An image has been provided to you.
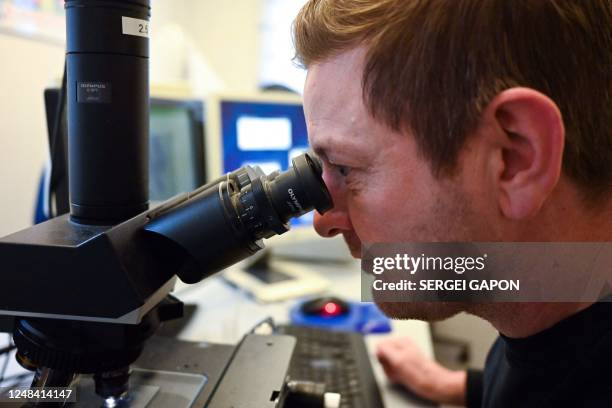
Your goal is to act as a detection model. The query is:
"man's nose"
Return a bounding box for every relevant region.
[313,209,352,237]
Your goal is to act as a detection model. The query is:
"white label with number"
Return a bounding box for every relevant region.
[122,16,150,38]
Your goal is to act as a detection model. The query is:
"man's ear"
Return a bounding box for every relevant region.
[485,88,565,220]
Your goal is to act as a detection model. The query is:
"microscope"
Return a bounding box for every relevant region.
[0,1,335,406]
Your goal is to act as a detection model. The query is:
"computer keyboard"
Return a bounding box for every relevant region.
[277,325,385,408]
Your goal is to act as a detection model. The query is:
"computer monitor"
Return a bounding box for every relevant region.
[205,92,351,262]
[43,91,206,214]
[149,99,206,202]
[206,92,312,226]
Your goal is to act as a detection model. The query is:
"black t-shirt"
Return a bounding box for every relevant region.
[466,301,612,407]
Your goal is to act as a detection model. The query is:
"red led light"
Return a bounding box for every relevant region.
[323,302,339,315]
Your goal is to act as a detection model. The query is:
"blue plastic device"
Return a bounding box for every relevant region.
[289,299,392,334]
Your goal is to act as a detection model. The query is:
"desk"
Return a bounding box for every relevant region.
[173,258,436,408]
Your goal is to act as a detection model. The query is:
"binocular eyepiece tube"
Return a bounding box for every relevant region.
[145,152,333,284]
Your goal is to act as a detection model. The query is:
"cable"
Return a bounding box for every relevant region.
[0,344,16,355]
[0,339,13,383]
[248,316,276,335]
[0,341,33,389]
[0,372,34,388]
[47,61,68,219]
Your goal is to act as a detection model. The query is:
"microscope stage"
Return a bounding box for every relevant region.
[68,334,295,407]
[76,369,207,408]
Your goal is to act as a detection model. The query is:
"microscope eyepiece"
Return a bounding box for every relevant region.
[145,152,333,283]
[266,153,333,220]
[234,153,332,241]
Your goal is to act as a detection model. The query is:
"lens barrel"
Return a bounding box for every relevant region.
[235,153,332,240]
[66,0,151,224]
[145,153,333,283]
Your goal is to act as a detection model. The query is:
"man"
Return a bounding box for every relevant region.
[293,0,612,406]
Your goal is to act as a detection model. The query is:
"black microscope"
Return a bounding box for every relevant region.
[0,1,334,406]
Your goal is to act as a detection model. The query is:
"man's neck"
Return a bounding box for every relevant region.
[471,302,593,338]
[530,182,612,241]
[481,185,612,338]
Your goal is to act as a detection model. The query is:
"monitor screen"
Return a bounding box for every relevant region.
[219,98,312,226]
[149,100,205,202]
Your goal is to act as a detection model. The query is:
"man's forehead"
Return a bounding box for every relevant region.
[304,46,366,117]
[304,47,371,154]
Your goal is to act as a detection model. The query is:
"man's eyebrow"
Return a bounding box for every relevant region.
[312,139,363,164]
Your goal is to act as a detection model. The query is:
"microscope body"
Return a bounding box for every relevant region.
[0,1,333,405]
[0,213,173,327]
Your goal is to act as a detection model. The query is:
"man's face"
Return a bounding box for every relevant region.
[304,47,498,320]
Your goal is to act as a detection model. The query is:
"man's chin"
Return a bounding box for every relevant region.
[375,301,463,322]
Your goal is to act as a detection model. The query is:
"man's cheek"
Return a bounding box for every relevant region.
[348,217,381,244]
[351,211,405,243]
[348,199,390,229]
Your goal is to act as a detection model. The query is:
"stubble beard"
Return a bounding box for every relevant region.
[372,181,486,322]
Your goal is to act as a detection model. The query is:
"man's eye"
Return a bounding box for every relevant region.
[337,165,351,177]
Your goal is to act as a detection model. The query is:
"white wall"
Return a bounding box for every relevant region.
[150,0,263,94]
[0,34,64,237]
[190,0,263,92]
[260,0,308,92]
